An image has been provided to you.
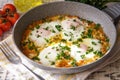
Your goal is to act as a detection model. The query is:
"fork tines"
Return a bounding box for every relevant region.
[0,41,19,63]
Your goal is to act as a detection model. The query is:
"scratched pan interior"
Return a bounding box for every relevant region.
[13,1,116,74]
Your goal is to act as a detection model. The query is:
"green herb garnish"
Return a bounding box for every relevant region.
[44,38,49,43]
[61,46,71,51]
[92,41,97,45]
[45,26,49,30]
[45,55,48,58]
[64,33,68,36]
[86,47,94,54]
[61,39,67,43]
[70,26,76,30]
[51,61,55,65]
[77,38,83,42]
[87,29,93,38]
[55,25,62,31]
[58,16,64,20]
[32,56,40,61]
[95,23,101,30]
[81,55,85,59]
[77,51,81,53]
[36,25,40,29]
[65,0,117,10]
[37,35,41,38]
[106,38,110,42]
[94,51,103,57]
[71,59,77,67]
[51,29,56,33]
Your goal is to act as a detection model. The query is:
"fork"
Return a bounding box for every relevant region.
[0,41,45,80]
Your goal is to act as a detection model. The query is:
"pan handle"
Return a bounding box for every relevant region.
[103,3,120,25]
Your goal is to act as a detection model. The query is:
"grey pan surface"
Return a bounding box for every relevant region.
[13,1,116,74]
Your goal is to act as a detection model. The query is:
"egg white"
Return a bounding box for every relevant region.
[70,38,101,61]
[29,20,61,46]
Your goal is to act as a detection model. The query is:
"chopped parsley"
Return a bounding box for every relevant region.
[69,32,73,36]
[37,35,41,38]
[48,52,51,54]
[61,39,67,43]
[87,20,93,24]
[106,38,109,42]
[56,45,71,60]
[64,33,68,36]
[77,38,83,42]
[70,26,76,30]
[56,54,61,60]
[73,19,76,22]
[72,41,78,45]
[71,59,77,67]
[44,38,49,43]
[81,55,85,59]
[45,55,48,59]
[61,46,71,51]
[36,25,40,29]
[52,46,55,49]
[94,23,101,30]
[58,16,64,20]
[86,47,94,54]
[87,29,93,38]
[81,32,86,38]
[69,38,72,41]
[27,40,37,52]
[51,29,56,33]
[22,41,28,46]
[44,26,49,30]
[94,51,103,57]
[51,61,55,65]
[30,33,32,35]
[98,40,101,43]
[32,56,40,61]
[77,51,81,53]
[92,41,97,45]
[55,25,62,31]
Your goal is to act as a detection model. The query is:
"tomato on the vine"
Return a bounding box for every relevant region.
[0,18,12,32]
[3,4,16,13]
[7,12,19,25]
[0,3,19,37]
[0,28,3,36]
[0,10,5,17]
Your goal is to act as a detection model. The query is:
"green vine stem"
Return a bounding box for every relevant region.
[65,0,120,9]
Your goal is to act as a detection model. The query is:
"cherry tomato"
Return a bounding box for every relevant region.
[0,10,5,17]
[0,18,12,32]
[3,4,16,13]
[7,12,19,25]
[0,28,3,36]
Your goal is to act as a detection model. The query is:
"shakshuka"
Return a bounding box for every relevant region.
[21,15,110,67]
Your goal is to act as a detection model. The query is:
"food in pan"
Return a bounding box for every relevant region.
[21,15,110,67]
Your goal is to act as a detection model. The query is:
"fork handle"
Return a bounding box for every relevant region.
[22,63,45,80]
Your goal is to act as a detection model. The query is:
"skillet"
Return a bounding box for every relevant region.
[13,1,118,74]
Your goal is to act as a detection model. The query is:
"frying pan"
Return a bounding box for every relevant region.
[13,1,119,74]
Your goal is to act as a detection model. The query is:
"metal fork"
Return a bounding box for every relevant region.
[0,41,45,80]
